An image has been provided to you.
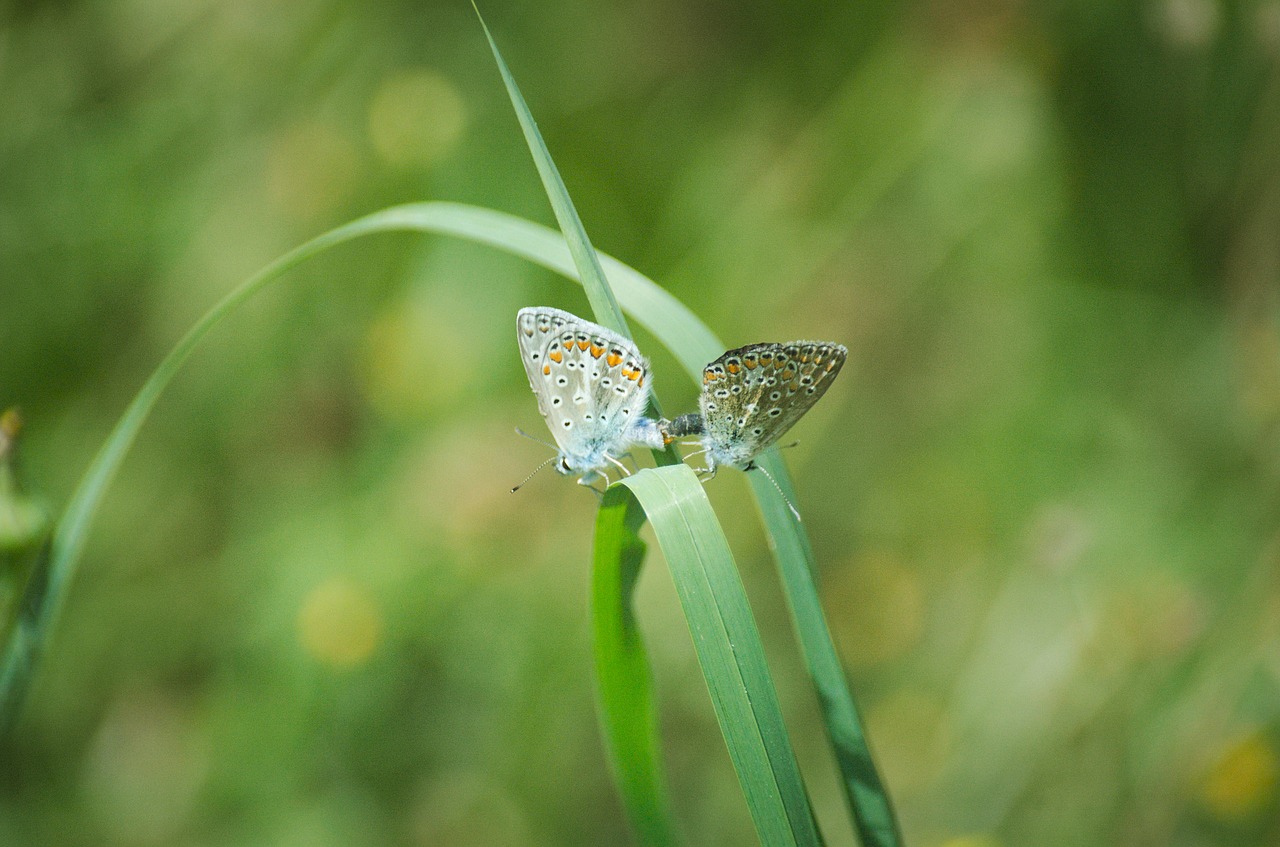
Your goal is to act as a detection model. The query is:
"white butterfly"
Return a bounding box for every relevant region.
[516,307,665,488]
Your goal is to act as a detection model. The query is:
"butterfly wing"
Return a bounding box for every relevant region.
[517,307,654,466]
[699,341,847,468]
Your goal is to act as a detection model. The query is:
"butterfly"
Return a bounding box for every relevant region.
[666,341,847,478]
[515,307,665,489]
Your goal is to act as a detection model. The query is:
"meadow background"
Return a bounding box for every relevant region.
[3,1,1280,845]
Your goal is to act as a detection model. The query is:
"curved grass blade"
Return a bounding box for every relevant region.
[0,202,902,845]
[0,215,422,736]
[607,465,821,847]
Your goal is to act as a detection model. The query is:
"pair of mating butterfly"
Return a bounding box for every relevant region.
[515,307,847,508]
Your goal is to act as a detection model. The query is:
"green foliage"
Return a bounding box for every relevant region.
[604,467,822,845]
[4,2,1279,846]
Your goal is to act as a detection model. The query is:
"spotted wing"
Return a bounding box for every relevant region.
[699,341,847,459]
[516,307,653,457]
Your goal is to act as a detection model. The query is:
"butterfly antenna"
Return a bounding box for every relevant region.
[515,427,558,451]
[750,463,801,522]
[511,455,559,493]
[780,440,800,450]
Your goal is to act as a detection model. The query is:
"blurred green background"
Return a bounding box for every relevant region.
[3,0,1280,844]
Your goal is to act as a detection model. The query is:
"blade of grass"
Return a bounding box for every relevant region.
[473,4,629,340]
[607,465,822,847]
[471,20,688,841]
[593,494,679,847]
[0,201,901,845]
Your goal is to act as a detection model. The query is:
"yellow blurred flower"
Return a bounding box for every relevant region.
[297,576,382,668]
[368,69,466,168]
[1200,733,1278,822]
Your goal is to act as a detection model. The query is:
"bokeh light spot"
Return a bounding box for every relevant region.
[297,577,382,668]
[368,69,466,168]
[1199,733,1278,822]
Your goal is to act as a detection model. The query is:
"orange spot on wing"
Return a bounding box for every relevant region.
[727,363,740,374]
[759,355,773,366]
[607,353,622,367]
[548,350,564,363]
[590,344,604,358]
[744,359,758,369]
[577,339,590,351]
[563,340,574,350]
[543,364,551,375]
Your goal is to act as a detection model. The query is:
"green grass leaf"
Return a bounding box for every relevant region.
[607,465,822,847]
[593,494,679,847]
[0,201,901,846]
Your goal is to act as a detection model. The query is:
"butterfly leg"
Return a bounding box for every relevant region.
[605,453,632,477]
[578,469,610,497]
